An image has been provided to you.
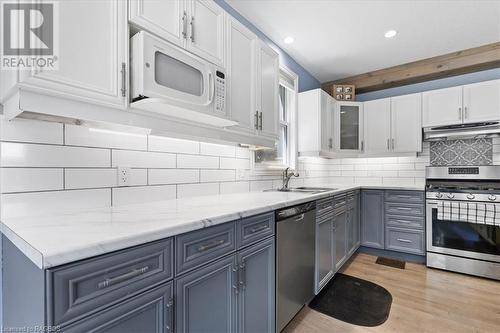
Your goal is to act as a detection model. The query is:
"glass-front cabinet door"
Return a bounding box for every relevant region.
[335,102,364,152]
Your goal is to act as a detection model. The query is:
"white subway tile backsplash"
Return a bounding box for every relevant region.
[112,185,176,206]
[220,181,250,194]
[177,154,219,169]
[112,150,175,168]
[341,170,368,177]
[148,136,199,154]
[64,168,147,189]
[220,157,250,170]
[367,170,398,177]
[235,147,251,159]
[200,169,235,182]
[383,163,414,171]
[0,118,63,144]
[398,170,426,178]
[1,189,111,219]
[148,169,199,185]
[354,177,382,185]
[1,168,63,193]
[200,142,235,157]
[1,143,110,167]
[177,183,219,198]
[249,180,273,192]
[65,125,147,150]
[382,177,415,186]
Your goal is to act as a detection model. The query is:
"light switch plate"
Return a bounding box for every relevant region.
[117,167,132,186]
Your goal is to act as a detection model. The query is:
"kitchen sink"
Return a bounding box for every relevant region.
[264,187,337,194]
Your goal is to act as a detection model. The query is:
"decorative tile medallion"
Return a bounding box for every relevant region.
[430,138,493,166]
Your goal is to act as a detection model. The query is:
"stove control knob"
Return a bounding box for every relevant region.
[435,192,443,199]
[467,193,475,200]
[488,195,497,201]
[447,193,455,199]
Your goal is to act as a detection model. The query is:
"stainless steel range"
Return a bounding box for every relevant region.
[426,166,500,280]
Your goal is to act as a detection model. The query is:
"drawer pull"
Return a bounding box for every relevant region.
[396,207,413,211]
[397,238,413,243]
[395,219,412,224]
[198,239,225,252]
[250,224,268,233]
[97,266,150,289]
[318,206,333,214]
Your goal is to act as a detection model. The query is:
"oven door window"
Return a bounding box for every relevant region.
[431,204,500,256]
[154,51,204,96]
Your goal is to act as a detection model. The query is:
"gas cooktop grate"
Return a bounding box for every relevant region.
[437,201,500,226]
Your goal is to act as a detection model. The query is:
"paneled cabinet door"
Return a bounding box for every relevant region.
[227,17,257,133]
[321,93,335,152]
[256,41,279,139]
[422,86,463,127]
[391,93,422,153]
[361,190,385,249]
[129,0,185,48]
[353,195,361,248]
[186,0,226,67]
[463,79,500,123]
[334,209,347,271]
[315,216,335,294]
[175,256,237,333]
[23,0,127,108]
[64,283,173,333]
[237,238,275,333]
[363,98,391,154]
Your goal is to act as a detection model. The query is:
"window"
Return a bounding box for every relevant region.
[254,66,298,170]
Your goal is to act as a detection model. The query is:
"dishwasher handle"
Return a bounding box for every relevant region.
[276,201,316,221]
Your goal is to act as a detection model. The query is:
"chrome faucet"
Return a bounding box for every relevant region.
[281,167,299,190]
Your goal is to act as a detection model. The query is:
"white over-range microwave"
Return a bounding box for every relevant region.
[130,31,236,127]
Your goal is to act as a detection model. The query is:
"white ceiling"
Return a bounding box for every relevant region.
[227,0,500,83]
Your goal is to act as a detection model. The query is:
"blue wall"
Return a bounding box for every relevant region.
[214,0,321,92]
[356,68,500,101]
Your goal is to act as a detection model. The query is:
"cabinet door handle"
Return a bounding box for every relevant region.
[294,213,305,222]
[397,238,413,243]
[329,138,333,149]
[387,139,390,150]
[458,107,462,120]
[190,16,195,42]
[361,140,364,151]
[182,11,187,39]
[238,261,246,289]
[391,138,395,150]
[464,106,468,119]
[259,111,263,130]
[97,266,149,289]
[232,265,239,294]
[120,63,126,97]
[198,239,225,252]
[166,297,174,332]
[254,111,259,130]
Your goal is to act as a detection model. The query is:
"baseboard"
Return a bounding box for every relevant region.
[357,246,426,264]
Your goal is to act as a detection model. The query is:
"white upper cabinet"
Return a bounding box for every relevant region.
[422,86,463,127]
[129,0,185,47]
[363,98,391,154]
[462,79,500,124]
[256,41,279,139]
[391,93,422,153]
[21,0,128,108]
[185,1,226,67]
[298,89,335,156]
[335,102,364,153]
[129,0,225,67]
[226,18,257,134]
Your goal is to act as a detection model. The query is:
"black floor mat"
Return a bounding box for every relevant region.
[308,273,392,327]
[376,256,406,269]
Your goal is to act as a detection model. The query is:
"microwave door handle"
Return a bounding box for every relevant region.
[208,72,214,103]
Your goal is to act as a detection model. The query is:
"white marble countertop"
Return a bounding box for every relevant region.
[1,183,424,269]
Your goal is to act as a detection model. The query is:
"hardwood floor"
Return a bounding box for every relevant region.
[284,253,500,333]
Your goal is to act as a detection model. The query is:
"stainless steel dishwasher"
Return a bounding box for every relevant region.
[276,201,316,332]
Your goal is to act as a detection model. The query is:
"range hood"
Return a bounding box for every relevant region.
[423,121,500,141]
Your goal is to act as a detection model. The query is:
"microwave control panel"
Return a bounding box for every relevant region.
[214,71,225,113]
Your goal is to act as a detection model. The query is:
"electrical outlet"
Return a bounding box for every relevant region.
[237,169,248,180]
[117,167,132,186]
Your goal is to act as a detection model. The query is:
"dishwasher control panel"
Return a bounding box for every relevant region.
[276,201,316,221]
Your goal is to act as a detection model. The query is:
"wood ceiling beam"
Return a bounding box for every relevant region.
[322,42,500,95]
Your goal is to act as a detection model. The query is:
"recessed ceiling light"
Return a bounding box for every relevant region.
[384,30,397,38]
[284,36,294,44]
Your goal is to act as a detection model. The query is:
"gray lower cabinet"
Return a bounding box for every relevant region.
[346,191,360,255]
[64,282,173,333]
[175,255,237,333]
[237,238,275,333]
[334,207,347,271]
[175,233,275,333]
[314,213,335,294]
[361,190,385,249]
